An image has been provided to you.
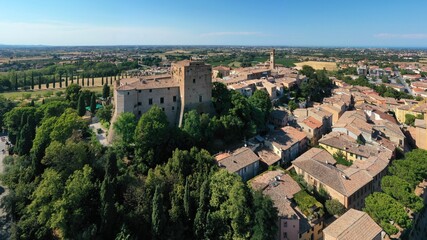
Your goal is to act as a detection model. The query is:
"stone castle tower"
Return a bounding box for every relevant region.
[270,49,275,69]
[171,60,213,126]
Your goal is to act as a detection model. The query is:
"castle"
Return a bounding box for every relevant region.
[113,60,213,126]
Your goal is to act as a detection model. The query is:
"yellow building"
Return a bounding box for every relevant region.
[395,103,427,124]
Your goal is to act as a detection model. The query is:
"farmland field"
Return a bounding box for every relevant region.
[295,61,338,71]
[0,86,103,100]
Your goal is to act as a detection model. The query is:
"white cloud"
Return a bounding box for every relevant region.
[374,33,427,39]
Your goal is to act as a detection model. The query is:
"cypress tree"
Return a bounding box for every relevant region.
[92,76,94,86]
[184,178,190,218]
[23,73,26,89]
[90,93,96,114]
[102,83,110,99]
[77,94,86,116]
[29,99,35,107]
[194,180,209,238]
[52,75,56,88]
[101,76,104,85]
[82,76,85,86]
[77,75,80,86]
[152,186,165,239]
[31,72,34,90]
[38,74,42,89]
[99,151,119,238]
[59,74,62,88]
[14,73,18,90]
[46,79,49,89]
[65,73,68,87]
[87,77,90,86]
[70,72,73,84]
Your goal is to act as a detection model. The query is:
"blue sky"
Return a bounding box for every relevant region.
[0,0,426,47]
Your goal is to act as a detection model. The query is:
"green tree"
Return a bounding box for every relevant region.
[50,165,98,239]
[50,108,88,143]
[405,114,416,126]
[194,180,210,239]
[65,83,82,102]
[212,82,232,115]
[182,110,211,146]
[325,199,345,216]
[151,186,166,240]
[77,94,86,116]
[364,192,410,235]
[134,106,170,170]
[288,100,297,112]
[100,150,119,239]
[96,104,113,123]
[103,83,110,99]
[38,74,42,89]
[90,93,97,114]
[381,175,423,212]
[31,71,35,90]
[249,90,272,130]
[251,191,278,240]
[113,112,137,145]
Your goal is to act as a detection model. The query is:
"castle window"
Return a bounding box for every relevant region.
[172,106,175,110]
[167,87,170,90]
[138,111,141,115]
[149,98,153,105]
[199,95,203,102]
[173,96,177,102]
[138,90,141,93]
[149,89,152,93]
[162,108,165,111]
[160,97,164,104]
[127,92,129,95]
[138,102,141,106]
[193,79,196,83]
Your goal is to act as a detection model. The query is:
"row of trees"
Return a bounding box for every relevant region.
[364,149,427,235]
[0,60,140,92]
[0,71,119,91]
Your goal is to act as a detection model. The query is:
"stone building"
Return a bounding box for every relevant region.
[113,60,213,126]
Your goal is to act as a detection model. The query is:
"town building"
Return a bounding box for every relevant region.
[292,143,392,209]
[214,147,260,181]
[264,126,308,166]
[250,170,324,240]
[323,209,383,240]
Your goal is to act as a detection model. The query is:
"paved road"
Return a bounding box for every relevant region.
[0,135,11,238]
[89,121,110,146]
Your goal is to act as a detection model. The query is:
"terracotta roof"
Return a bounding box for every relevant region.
[116,75,178,91]
[323,209,382,240]
[302,116,322,129]
[257,148,281,166]
[265,126,307,151]
[292,148,373,196]
[250,171,302,217]
[320,132,377,159]
[215,147,260,173]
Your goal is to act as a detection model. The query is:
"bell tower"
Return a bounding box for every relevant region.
[270,49,275,70]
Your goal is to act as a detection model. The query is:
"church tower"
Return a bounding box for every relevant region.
[270,49,275,69]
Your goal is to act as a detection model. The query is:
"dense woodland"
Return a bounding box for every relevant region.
[0,82,278,239]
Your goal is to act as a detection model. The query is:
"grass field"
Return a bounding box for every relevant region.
[295,61,338,71]
[0,86,103,100]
